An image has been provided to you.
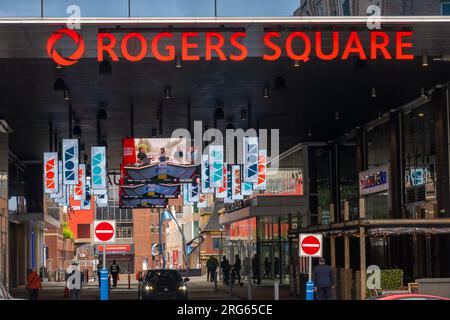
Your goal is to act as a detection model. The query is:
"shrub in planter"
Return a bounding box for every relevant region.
[380,269,404,290]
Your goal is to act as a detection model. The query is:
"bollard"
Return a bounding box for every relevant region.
[306,281,314,300]
[128,274,131,289]
[100,269,109,300]
[274,280,279,300]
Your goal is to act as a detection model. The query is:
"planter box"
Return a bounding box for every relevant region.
[416,278,450,298]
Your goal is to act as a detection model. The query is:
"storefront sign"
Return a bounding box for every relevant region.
[48,29,415,66]
[43,152,59,194]
[359,165,389,196]
[229,217,256,241]
[98,244,131,254]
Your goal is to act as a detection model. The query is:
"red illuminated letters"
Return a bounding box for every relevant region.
[121,33,147,62]
[151,33,175,61]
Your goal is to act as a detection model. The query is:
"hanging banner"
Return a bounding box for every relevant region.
[57,185,69,206]
[231,165,243,200]
[50,161,64,199]
[44,152,59,194]
[243,137,259,183]
[242,182,253,196]
[254,150,267,191]
[224,168,234,203]
[91,146,107,193]
[182,183,193,206]
[81,177,91,210]
[189,179,200,203]
[197,193,207,208]
[201,154,214,194]
[96,191,108,206]
[215,163,227,199]
[62,139,79,185]
[74,164,86,201]
[209,145,224,188]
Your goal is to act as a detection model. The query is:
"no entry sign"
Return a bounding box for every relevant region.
[299,234,323,257]
[94,220,116,243]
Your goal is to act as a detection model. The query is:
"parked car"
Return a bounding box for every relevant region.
[139,269,189,300]
[372,293,449,300]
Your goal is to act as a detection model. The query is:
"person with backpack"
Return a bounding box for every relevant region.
[26,268,42,300]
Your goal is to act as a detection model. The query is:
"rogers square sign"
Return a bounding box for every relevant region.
[47,28,415,66]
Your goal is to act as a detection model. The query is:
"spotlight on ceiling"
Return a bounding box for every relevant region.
[307,129,312,137]
[53,77,66,91]
[175,55,182,68]
[72,124,82,137]
[421,87,428,99]
[293,60,300,68]
[99,60,112,75]
[263,86,269,99]
[371,87,377,98]
[240,109,247,121]
[56,64,62,69]
[335,111,340,120]
[97,108,107,120]
[422,51,429,67]
[64,89,70,101]
[165,87,171,99]
[378,111,383,120]
[226,123,234,130]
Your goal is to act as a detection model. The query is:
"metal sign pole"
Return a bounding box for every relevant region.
[306,257,314,300]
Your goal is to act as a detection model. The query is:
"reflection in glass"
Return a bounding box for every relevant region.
[43,0,128,17]
[131,0,215,17]
[217,0,298,17]
[0,0,41,17]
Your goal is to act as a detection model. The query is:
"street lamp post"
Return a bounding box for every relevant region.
[219,225,224,281]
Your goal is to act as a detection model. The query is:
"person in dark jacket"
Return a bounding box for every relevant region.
[110,260,120,288]
[220,257,230,285]
[251,254,259,284]
[312,258,334,300]
[233,255,242,284]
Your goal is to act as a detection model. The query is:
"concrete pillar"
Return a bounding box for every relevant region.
[318,207,323,225]
[344,200,350,221]
[329,204,335,223]
[359,226,367,300]
[330,236,336,268]
[359,198,366,219]
[344,235,350,270]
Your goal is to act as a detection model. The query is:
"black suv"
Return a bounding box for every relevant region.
[139,269,189,300]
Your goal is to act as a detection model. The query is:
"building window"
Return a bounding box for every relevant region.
[213,238,221,250]
[77,224,90,239]
[442,2,450,15]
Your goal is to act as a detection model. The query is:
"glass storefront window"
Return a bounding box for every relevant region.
[43,0,128,17]
[217,0,298,17]
[131,0,214,17]
[340,145,358,220]
[0,0,41,17]
[367,121,390,168]
[365,193,390,219]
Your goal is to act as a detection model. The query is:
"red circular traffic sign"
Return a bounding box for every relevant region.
[95,222,115,242]
[301,235,321,255]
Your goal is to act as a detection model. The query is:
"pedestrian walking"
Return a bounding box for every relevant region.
[251,254,259,284]
[233,255,242,284]
[263,257,271,279]
[206,256,216,282]
[220,257,230,285]
[26,268,42,300]
[312,258,334,300]
[110,260,120,288]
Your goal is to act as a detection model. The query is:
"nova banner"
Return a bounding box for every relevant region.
[197,193,207,208]
[215,163,227,199]
[50,161,64,199]
[254,150,267,191]
[243,137,258,183]
[91,146,107,194]
[44,152,58,194]
[224,168,234,204]
[189,179,200,203]
[209,145,224,188]
[74,164,86,201]
[62,139,79,185]
[231,165,243,200]
[201,154,214,194]
[81,177,91,210]
[182,183,193,206]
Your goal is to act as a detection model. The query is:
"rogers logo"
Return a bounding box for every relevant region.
[47,28,85,66]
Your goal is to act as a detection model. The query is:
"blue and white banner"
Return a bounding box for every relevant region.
[243,137,259,183]
[253,149,267,191]
[231,165,243,200]
[50,161,64,199]
[81,177,91,210]
[242,182,253,196]
[44,152,58,194]
[62,139,79,185]
[91,146,107,194]
[224,168,234,203]
[189,179,200,203]
[95,191,108,206]
[57,185,69,206]
[201,154,214,194]
[215,163,227,199]
[74,164,86,201]
[209,145,224,188]
[182,183,193,206]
